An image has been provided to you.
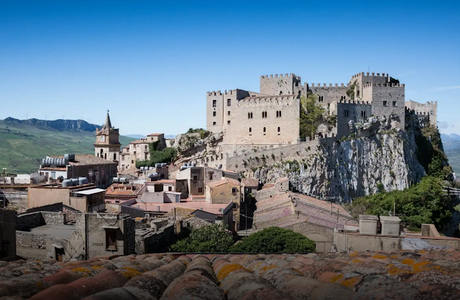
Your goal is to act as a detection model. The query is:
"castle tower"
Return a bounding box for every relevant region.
[94,111,120,162]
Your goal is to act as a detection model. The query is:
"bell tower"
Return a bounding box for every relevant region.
[94,111,120,162]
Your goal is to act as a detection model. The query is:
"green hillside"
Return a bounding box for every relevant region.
[0,120,134,174]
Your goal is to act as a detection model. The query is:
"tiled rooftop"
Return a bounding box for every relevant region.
[69,154,118,166]
[254,192,354,230]
[241,178,259,187]
[207,177,240,188]
[1,250,460,299]
[128,200,231,215]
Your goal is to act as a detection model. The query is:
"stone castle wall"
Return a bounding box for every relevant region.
[405,100,437,126]
[206,72,435,147]
[223,95,300,145]
[259,73,302,96]
[307,83,348,105]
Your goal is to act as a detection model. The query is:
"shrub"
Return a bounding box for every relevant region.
[229,227,315,253]
[169,224,234,253]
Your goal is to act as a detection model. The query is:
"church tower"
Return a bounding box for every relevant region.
[94,111,120,162]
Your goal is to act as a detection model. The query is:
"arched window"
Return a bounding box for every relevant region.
[249,127,252,132]
[263,127,266,132]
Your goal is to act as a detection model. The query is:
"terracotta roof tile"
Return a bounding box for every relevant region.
[4,250,460,299]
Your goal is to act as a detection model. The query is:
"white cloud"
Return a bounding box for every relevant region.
[429,85,460,92]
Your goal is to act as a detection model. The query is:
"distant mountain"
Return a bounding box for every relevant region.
[441,133,460,175]
[0,118,134,174]
[125,134,145,139]
[4,117,102,132]
[125,134,177,140]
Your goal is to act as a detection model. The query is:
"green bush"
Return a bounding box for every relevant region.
[229,227,315,253]
[169,224,234,252]
[136,147,176,168]
[348,176,452,231]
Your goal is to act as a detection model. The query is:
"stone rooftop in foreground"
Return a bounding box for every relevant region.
[1,250,460,299]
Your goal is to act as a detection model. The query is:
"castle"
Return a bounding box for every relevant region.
[206,72,437,144]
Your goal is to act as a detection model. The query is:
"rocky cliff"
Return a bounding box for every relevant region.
[252,129,426,201]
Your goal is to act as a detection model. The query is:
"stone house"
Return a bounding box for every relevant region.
[16,208,135,262]
[175,166,239,199]
[119,133,166,171]
[38,154,118,189]
[205,177,241,230]
[28,184,106,213]
[0,210,17,261]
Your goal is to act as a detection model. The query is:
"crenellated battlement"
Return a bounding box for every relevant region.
[261,73,300,80]
[207,90,223,96]
[363,82,405,88]
[224,89,236,96]
[338,100,371,105]
[237,95,297,107]
[351,72,389,79]
[308,83,348,88]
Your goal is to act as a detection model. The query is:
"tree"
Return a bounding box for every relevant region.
[229,227,315,253]
[169,224,234,252]
[347,176,452,231]
[299,93,325,139]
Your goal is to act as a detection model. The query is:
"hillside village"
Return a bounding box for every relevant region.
[1,71,460,299]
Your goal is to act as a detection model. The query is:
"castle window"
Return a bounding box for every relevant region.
[319,96,324,102]
[262,111,267,118]
[227,120,231,125]
[344,110,349,117]
[361,111,366,118]
[227,111,230,116]
[213,111,216,117]
[212,100,217,107]
[392,101,397,107]
[276,111,282,118]
[227,99,231,106]
[263,127,266,132]
[249,127,252,133]
[279,91,283,95]
[248,112,253,119]
[430,110,434,115]
[383,101,388,107]
[113,153,117,160]
[213,122,216,126]
[278,127,280,132]
[231,187,237,194]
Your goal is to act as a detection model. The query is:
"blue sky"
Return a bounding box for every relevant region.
[1,0,459,136]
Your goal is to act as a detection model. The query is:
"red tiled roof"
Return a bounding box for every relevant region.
[3,251,460,299]
[152,179,175,185]
[241,178,259,187]
[131,201,231,215]
[207,177,240,188]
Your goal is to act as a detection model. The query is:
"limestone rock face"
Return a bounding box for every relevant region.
[254,130,425,200]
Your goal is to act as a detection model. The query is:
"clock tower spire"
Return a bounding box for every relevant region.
[94,111,120,162]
